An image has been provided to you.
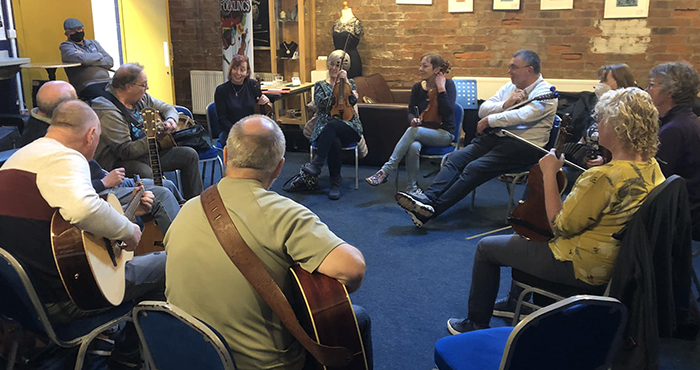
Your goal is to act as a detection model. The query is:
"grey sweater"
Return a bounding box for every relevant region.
[91,85,178,170]
[59,39,113,93]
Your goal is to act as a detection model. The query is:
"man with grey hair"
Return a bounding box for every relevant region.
[92,63,203,199]
[0,100,166,366]
[397,49,556,228]
[647,61,700,239]
[59,17,114,101]
[18,81,77,147]
[165,115,373,370]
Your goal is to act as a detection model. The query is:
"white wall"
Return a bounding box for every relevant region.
[91,0,121,73]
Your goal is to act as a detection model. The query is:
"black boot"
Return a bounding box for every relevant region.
[328,175,341,200]
[302,155,325,177]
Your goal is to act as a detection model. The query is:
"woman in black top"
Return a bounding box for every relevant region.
[366,54,456,194]
[214,55,270,143]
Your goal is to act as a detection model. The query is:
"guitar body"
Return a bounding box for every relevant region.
[289,265,368,370]
[135,216,165,256]
[50,194,134,310]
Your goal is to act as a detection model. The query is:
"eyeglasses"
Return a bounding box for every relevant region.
[130,82,149,89]
[508,64,532,71]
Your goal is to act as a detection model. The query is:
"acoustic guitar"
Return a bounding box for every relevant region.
[289,265,368,370]
[135,107,167,256]
[51,182,143,310]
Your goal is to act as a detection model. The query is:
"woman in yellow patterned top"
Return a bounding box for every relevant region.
[447,87,664,334]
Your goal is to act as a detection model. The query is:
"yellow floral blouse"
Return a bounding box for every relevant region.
[549,158,665,285]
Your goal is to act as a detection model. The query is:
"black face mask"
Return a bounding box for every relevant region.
[69,31,85,43]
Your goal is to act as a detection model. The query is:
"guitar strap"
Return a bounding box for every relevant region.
[199,185,354,368]
[99,91,146,141]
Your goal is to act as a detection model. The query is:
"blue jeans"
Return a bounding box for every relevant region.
[381,127,453,189]
[112,178,182,235]
[424,135,541,216]
[303,304,373,370]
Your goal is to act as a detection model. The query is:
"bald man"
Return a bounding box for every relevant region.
[164,115,373,370]
[17,81,77,147]
[0,100,166,326]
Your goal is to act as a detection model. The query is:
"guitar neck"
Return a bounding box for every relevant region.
[122,187,144,221]
[147,137,163,187]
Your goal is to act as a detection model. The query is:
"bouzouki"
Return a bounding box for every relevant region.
[51,178,143,310]
[201,186,367,369]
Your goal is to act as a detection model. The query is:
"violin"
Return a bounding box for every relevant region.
[419,62,451,129]
[330,36,355,121]
[508,114,572,242]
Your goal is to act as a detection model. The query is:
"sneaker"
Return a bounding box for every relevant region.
[395,191,434,218]
[446,318,487,335]
[403,209,430,228]
[492,297,532,319]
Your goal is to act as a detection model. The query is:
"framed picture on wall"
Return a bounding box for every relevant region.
[396,0,432,4]
[449,0,473,13]
[604,0,650,19]
[493,0,520,11]
[541,0,573,10]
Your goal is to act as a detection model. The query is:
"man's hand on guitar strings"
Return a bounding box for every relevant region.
[163,118,178,134]
[121,224,142,251]
[503,89,526,109]
[476,116,490,135]
[135,190,155,217]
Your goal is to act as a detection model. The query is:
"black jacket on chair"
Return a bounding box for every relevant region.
[609,175,699,370]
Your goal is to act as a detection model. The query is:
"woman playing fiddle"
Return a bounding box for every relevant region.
[214,54,270,143]
[446,88,664,334]
[366,54,456,195]
[288,50,362,200]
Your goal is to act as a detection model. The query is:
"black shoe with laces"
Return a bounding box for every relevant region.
[446,318,488,335]
[395,191,434,218]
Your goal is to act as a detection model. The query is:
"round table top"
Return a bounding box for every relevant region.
[20,62,81,69]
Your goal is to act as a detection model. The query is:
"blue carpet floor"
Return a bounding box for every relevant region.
[211,151,700,370]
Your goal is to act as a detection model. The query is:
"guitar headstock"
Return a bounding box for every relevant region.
[142,108,159,139]
[438,61,451,74]
[141,108,166,139]
[532,92,559,101]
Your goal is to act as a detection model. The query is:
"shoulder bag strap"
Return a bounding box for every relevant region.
[200,185,353,367]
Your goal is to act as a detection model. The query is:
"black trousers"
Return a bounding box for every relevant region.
[314,119,360,178]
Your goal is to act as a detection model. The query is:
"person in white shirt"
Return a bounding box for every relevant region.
[396,50,557,227]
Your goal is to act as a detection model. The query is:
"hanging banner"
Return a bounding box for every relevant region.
[221,0,254,75]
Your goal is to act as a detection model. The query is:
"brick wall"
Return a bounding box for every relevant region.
[315,0,700,89]
[169,0,222,109]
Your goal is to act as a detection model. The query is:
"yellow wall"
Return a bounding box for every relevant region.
[12,0,94,108]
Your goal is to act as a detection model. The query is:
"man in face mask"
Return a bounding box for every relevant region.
[59,18,114,101]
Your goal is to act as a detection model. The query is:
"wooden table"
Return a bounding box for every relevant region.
[262,82,314,125]
[20,62,81,81]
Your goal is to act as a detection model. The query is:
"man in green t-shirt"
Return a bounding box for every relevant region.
[164,115,372,370]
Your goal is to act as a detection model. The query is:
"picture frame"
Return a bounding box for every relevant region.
[604,0,650,19]
[396,0,432,4]
[493,0,520,11]
[449,0,473,13]
[541,0,574,10]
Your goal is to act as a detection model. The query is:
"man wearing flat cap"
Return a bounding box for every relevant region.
[59,18,114,101]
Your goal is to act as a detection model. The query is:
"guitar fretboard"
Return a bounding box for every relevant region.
[147,137,163,187]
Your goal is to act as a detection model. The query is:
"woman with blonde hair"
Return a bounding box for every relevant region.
[447,88,665,334]
[285,50,362,200]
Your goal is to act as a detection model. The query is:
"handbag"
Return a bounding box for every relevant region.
[171,124,211,152]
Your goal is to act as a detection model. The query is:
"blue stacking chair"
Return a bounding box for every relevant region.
[133,301,237,370]
[394,103,464,192]
[434,295,627,370]
[453,79,478,110]
[174,104,224,188]
[0,247,134,370]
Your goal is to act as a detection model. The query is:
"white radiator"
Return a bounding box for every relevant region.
[454,76,599,100]
[190,70,225,115]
